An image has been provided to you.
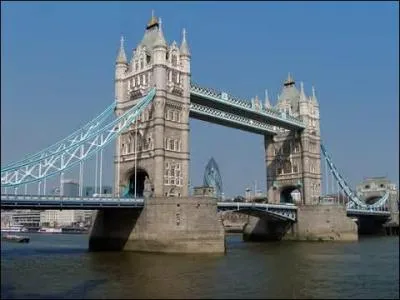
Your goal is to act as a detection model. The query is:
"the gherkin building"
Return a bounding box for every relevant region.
[203,157,223,198]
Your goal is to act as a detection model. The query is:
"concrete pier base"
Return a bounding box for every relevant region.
[89,197,225,253]
[284,205,358,241]
[242,205,358,242]
[243,217,291,241]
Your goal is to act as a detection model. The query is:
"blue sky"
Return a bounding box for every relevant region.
[1,1,399,197]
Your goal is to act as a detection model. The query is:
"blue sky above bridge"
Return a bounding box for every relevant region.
[1,1,399,197]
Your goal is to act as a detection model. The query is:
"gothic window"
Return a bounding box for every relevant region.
[172,71,178,84]
[127,136,131,153]
[171,166,175,177]
[293,164,298,173]
[140,59,144,69]
[284,160,292,174]
[142,74,146,85]
[169,110,174,120]
[277,167,283,176]
[174,140,179,151]
[169,139,174,151]
[172,54,177,67]
[135,61,139,71]
[146,55,151,65]
[166,52,169,61]
[283,143,290,155]
[176,72,180,84]
[294,142,300,153]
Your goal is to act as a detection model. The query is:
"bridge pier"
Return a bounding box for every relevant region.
[242,205,358,242]
[356,216,388,235]
[89,197,225,253]
[243,216,291,241]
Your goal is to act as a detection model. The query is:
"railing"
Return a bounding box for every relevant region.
[321,143,390,210]
[1,89,156,187]
[2,103,116,172]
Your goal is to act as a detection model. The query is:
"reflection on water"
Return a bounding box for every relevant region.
[1,233,399,299]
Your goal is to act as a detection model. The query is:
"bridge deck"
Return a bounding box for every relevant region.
[0,195,391,218]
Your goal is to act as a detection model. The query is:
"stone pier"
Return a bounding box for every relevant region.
[243,204,358,242]
[89,197,225,253]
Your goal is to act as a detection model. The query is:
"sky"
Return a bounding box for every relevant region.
[1,1,399,197]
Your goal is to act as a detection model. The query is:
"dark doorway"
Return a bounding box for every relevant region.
[280,186,300,204]
[128,169,149,198]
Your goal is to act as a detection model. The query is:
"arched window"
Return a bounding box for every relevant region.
[146,55,151,65]
[172,54,177,67]
[140,59,144,69]
[174,140,179,151]
[283,143,290,155]
[284,160,292,173]
[171,165,175,177]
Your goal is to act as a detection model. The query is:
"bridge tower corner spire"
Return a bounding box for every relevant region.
[311,85,319,106]
[264,89,271,108]
[180,28,190,57]
[116,35,128,65]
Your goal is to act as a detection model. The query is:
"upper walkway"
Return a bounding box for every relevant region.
[190,82,305,133]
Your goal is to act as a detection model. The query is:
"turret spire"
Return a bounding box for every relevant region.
[300,81,307,102]
[284,72,295,86]
[311,85,318,104]
[116,35,127,64]
[264,89,271,108]
[180,27,190,56]
[153,16,167,48]
[147,9,159,29]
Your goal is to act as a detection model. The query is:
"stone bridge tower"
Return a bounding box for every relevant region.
[265,74,321,205]
[114,14,191,198]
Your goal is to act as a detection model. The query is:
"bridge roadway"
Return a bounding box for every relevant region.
[0,195,391,220]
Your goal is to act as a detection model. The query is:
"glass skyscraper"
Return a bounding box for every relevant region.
[203,157,223,199]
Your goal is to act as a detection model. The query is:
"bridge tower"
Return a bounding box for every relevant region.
[265,74,321,205]
[114,14,191,198]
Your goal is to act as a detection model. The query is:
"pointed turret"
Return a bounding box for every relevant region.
[264,89,271,108]
[299,81,307,102]
[180,28,190,56]
[153,17,167,48]
[116,36,127,64]
[284,72,295,87]
[311,85,319,106]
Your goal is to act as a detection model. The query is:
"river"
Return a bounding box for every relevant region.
[1,233,398,299]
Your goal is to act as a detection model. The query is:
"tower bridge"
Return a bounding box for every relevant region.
[1,13,395,252]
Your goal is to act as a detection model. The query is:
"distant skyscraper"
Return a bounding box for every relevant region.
[203,157,223,199]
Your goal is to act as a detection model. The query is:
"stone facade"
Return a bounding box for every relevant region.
[89,197,225,253]
[242,205,358,241]
[114,15,190,198]
[356,177,399,225]
[265,75,322,205]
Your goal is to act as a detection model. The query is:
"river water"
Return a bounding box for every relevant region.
[1,233,398,299]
